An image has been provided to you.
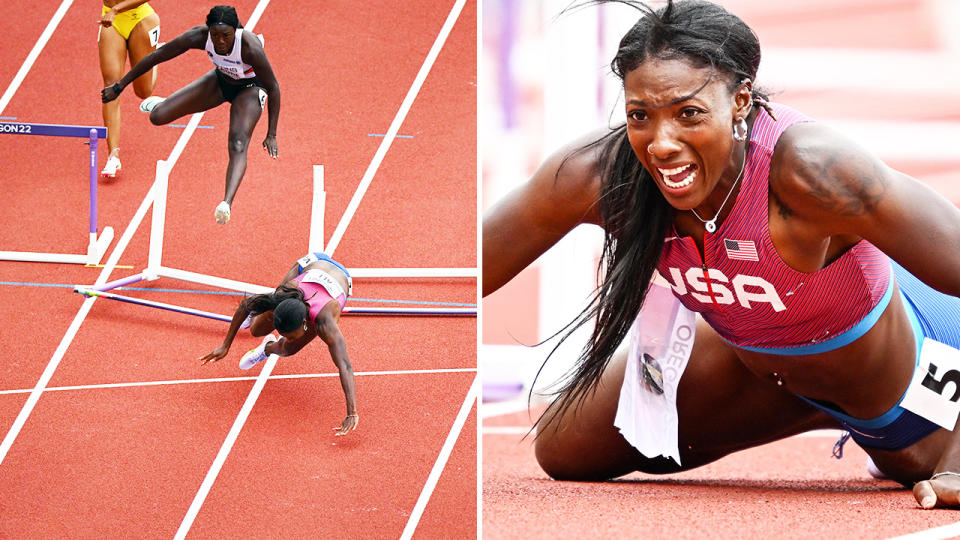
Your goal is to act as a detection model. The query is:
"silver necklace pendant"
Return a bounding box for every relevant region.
[690,142,748,234]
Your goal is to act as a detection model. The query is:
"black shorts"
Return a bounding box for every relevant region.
[214,69,265,103]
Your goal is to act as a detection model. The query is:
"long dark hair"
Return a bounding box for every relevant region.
[241,284,305,317]
[537,0,770,433]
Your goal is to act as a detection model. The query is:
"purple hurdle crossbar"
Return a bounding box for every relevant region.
[74,287,477,318]
[75,288,233,322]
[0,122,111,265]
[0,122,107,236]
[92,274,146,292]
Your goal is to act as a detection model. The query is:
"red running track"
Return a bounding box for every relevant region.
[0,1,476,538]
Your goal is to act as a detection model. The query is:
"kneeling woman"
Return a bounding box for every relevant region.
[199,253,357,436]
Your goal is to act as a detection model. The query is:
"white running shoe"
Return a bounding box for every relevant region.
[214,201,231,224]
[139,96,165,113]
[239,334,277,370]
[239,312,254,330]
[101,153,121,178]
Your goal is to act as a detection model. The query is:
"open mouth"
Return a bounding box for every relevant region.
[657,163,698,189]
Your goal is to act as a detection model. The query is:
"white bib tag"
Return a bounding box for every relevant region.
[297,253,319,269]
[300,270,343,299]
[614,281,696,465]
[901,338,960,430]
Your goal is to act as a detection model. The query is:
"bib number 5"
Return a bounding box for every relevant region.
[902,339,960,430]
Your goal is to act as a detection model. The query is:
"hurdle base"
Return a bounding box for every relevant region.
[85,227,114,265]
[0,228,115,266]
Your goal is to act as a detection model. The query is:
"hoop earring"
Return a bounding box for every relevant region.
[732,117,748,142]
[647,143,655,155]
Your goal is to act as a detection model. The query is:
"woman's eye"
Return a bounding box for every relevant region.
[628,111,646,122]
[680,108,701,119]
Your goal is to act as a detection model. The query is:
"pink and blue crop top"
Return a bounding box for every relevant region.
[655,103,891,354]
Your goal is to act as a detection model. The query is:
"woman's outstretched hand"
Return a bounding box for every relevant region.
[262,134,278,158]
[333,414,358,436]
[198,345,229,366]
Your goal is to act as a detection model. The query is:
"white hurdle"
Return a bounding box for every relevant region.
[310,165,326,254]
[0,122,114,265]
[80,159,476,317]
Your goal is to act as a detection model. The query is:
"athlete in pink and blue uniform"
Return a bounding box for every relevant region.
[101,5,280,225]
[199,253,357,436]
[483,0,960,510]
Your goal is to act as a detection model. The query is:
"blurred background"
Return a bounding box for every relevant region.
[480,0,960,416]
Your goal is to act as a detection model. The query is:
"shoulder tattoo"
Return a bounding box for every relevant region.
[786,145,887,218]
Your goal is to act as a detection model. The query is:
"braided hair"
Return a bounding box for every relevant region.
[206,5,243,29]
[538,0,774,433]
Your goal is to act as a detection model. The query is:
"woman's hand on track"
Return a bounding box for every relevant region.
[262,135,278,159]
[333,414,358,436]
[914,475,960,509]
[198,345,229,366]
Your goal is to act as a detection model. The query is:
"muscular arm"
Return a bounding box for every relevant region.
[220,298,255,352]
[770,122,960,296]
[241,33,280,137]
[316,315,357,417]
[483,134,606,297]
[751,123,960,507]
[112,26,206,92]
[199,297,253,364]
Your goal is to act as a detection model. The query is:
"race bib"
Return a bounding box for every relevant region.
[297,253,319,269]
[217,65,243,79]
[901,338,960,430]
[149,26,160,47]
[300,270,344,299]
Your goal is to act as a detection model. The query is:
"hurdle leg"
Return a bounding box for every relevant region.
[146,159,168,273]
[310,165,325,253]
[85,128,114,265]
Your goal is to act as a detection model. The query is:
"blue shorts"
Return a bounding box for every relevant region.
[297,252,350,278]
[798,261,960,450]
[296,252,352,297]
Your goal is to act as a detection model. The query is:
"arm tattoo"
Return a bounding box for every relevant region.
[792,148,887,217]
[771,188,794,220]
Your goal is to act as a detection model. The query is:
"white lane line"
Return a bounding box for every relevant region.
[399,375,478,540]
[0,296,95,465]
[0,171,160,466]
[0,0,72,115]
[174,354,278,540]
[324,0,468,256]
[0,0,269,469]
[0,368,477,395]
[888,522,960,540]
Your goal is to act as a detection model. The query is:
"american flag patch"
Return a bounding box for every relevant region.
[724,238,758,261]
